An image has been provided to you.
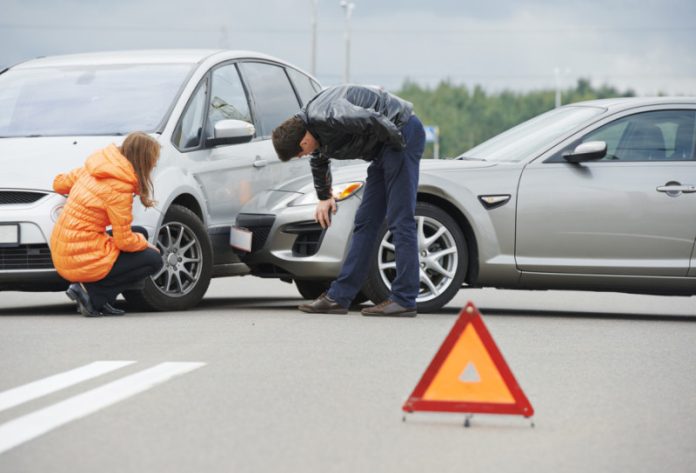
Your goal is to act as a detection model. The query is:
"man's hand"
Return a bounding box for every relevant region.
[147,242,161,254]
[315,197,337,229]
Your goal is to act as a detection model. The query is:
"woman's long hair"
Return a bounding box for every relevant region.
[119,132,160,208]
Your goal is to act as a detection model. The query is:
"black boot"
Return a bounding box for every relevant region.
[101,303,125,316]
[66,283,101,317]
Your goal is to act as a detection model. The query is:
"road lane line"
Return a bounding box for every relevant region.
[0,361,205,455]
[0,361,136,413]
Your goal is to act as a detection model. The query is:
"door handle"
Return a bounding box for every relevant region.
[253,159,268,168]
[656,182,696,196]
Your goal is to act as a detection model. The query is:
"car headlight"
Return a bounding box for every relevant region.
[290,181,364,206]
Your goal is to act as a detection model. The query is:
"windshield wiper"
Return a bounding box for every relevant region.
[456,155,487,161]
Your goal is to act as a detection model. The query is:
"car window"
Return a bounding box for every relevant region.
[206,64,252,140]
[286,68,319,106]
[172,79,208,150]
[238,62,302,138]
[551,110,696,162]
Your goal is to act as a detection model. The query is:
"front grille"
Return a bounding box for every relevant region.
[0,244,54,270]
[236,214,276,253]
[0,191,48,205]
[282,221,325,257]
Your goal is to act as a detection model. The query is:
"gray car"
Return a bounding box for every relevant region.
[236,97,696,312]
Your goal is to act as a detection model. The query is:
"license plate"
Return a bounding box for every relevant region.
[0,224,19,247]
[229,226,252,252]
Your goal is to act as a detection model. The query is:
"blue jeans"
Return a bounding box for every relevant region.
[327,115,426,308]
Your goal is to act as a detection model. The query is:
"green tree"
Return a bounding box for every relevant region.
[395,78,635,158]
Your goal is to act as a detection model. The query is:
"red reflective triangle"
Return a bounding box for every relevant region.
[403,301,534,417]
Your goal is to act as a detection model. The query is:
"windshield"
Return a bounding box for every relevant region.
[458,105,605,162]
[0,63,193,137]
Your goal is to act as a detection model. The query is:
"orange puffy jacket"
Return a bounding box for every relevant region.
[50,144,149,282]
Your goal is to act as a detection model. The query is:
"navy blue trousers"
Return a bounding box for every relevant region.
[327,114,425,308]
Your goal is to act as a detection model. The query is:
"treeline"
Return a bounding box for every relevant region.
[395,78,636,158]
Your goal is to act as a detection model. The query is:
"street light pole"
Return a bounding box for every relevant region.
[340,1,355,83]
[310,0,318,77]
[554,67,570,108]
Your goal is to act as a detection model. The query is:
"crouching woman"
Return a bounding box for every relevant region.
[50,132,164,317]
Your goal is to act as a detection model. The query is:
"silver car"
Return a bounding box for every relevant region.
[237,97,696,312]
[0,49,329,310]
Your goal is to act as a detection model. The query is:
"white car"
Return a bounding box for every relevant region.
[0,49,327,310]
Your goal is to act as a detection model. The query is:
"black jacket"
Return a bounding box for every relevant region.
[296,85,413,200]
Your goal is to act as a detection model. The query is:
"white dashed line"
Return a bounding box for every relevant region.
[0,361,205,455]
[0,361,135,413]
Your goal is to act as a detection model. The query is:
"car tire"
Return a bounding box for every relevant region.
[294,279,330,300]
[361,202,468,313]
[294,279,369,305]
[124,204,212,311]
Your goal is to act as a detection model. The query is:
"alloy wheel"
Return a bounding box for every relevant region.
[377,215,459,303]
[152,221,203,297]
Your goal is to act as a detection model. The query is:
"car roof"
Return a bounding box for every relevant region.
[11,49,292,69]
[569,96,696,111]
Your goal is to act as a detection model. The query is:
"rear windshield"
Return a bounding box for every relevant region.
[0,63,193,137]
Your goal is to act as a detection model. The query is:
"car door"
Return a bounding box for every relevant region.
[516,108,696,276]
[181,62,271,227]
[236,61,311,187]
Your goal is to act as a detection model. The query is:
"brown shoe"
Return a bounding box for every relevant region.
[361,300,417,317]
[299,293,348,314]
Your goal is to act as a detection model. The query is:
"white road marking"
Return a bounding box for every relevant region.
[0,362,205,455]
[0,361,135,413]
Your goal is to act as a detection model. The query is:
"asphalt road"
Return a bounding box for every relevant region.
[0,278,695,473]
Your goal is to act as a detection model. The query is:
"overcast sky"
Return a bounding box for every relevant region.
[2,0,695,95]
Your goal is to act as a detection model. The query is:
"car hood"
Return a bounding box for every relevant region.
[270,158,497,193]
[0,136,131,191]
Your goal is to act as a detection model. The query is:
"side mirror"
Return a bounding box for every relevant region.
[563,141,607,163]
[206,119,255,147]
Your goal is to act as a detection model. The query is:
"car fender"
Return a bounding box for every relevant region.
[417,166,522,286]
[133,167,209,236]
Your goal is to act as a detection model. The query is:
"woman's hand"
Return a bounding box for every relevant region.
[315,197,337,229]
[148,242,161,254]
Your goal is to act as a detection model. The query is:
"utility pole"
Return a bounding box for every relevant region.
[554,67,570,108]
[340,1,355,83]
[310,0,318,76]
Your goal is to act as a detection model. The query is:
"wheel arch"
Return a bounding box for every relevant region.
[417,192,479,286]
[170,193,204,221]
[154,189,208,231]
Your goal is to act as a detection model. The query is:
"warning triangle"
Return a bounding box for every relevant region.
[403,301,533,417]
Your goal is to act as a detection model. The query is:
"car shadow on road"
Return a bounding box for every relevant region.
[194,298,696,321]
[435,306,696,322]
[0,296,308,316]
[1,297,693,321]
[0,303,79,316]
[194,296,307,311]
